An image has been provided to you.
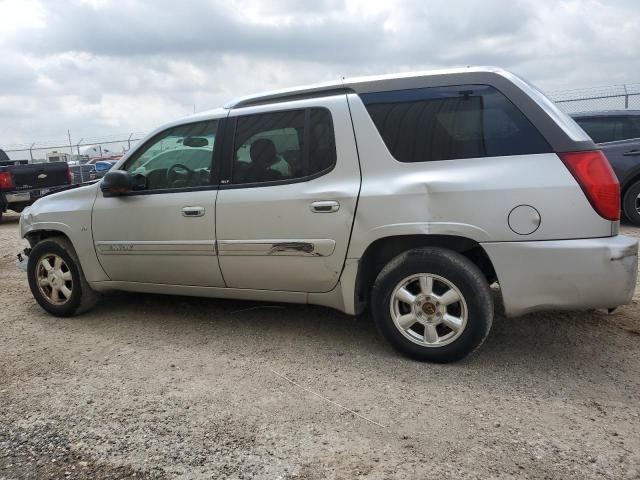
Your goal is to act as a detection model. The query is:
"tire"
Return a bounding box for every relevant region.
[623,181,640,226]
[27,236,99,317]
[371,247,493,363]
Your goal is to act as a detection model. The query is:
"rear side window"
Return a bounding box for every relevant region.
[575,116,640,143]
[360,85,551,163]
[231,108,336,185]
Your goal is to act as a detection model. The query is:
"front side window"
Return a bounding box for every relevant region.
[231,108,335,185]
[125,120,218,191]
[361,85,551,163]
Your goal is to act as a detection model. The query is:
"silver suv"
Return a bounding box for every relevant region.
[19,67,638,362]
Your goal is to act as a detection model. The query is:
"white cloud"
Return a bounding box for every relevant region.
[0,0,638,146]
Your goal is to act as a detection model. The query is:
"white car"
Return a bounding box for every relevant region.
[19,67,638,362]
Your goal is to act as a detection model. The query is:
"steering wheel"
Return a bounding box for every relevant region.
[166,163,194,188]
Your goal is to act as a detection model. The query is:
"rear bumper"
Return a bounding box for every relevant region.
[5,191,32,203]
[3,185,68,204]
[482,235,638,317]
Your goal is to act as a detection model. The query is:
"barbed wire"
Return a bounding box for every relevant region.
[2,83,638,156]
[547,83,640,114]
[2,132,148,152]
[547,83,640,102]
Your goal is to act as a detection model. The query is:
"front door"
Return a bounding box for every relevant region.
[92,118,225,287]
[215,96,361,292]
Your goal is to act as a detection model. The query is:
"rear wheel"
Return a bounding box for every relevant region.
[371,247,493,363]
[623,181,640,226]
[27,236,98,317]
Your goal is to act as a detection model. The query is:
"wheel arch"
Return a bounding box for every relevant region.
[621,171,640,200]
[353,234,497,315]
[25,229,72,248]
[23,225,109,283]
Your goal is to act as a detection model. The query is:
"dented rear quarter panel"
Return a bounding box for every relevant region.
[345,93,612,260]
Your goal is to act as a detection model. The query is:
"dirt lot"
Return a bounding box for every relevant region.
[1,212,639,480]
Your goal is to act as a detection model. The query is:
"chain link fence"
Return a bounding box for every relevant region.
[1,133,145,183]
[547,83,640,114]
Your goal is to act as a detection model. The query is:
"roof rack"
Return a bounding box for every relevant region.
[225,66,508,109]
[227,86,352,109]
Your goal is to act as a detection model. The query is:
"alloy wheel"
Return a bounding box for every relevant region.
[390,273,468,347]
[36,254,73,305]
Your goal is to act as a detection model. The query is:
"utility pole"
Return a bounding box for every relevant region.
[67,130,73,157]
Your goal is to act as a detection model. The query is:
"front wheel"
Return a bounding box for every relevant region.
[371,247,493,363]
[27,236,98,317]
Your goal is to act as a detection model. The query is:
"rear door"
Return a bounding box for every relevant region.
[576,115,640,181]
[599,137,640,183]
[215,95,360,292]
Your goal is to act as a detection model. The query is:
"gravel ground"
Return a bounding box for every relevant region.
[1,211,639,480]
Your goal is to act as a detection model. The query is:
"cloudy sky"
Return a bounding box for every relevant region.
[0,0,638,147]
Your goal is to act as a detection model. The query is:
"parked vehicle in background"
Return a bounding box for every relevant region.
[86,156,123,165]
[69,163,96,183]
[572,111,640,224]
[46,151,73,163]
[1,149,73,223]
[94,160,116,179]
[18,67,638,362]
[0,148,12,163]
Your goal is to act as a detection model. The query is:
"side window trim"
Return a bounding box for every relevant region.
[220,106,337,189]
[219,116,237,185]
[209,117,226,186]
[302,108,311,176]
[116,118,224,196]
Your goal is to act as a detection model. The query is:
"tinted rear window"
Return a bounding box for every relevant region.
[360,85,551,163]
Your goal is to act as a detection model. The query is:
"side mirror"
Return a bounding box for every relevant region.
[101,170,131,197]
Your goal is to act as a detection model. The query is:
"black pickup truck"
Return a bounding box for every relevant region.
[0,149,74,223]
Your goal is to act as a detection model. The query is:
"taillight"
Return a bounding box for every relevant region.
[559,150,620,221]
[0,171,14,190]
[66,166,74,184]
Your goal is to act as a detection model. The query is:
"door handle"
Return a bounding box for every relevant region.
[623,149,640,157]
[182,206,205,217]
[310,200,340,213]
